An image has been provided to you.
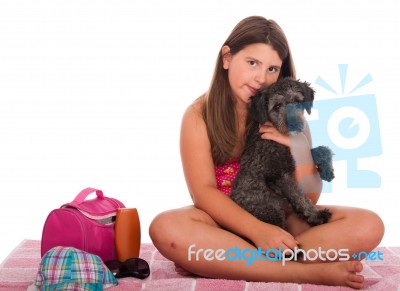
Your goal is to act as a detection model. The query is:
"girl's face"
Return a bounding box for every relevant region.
[222,43,282,107]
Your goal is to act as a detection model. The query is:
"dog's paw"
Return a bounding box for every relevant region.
[311,146,335,182]
[318,208,332,223]
[307,208,332,226]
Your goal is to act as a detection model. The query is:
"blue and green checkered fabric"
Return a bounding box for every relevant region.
[35,246,118,290]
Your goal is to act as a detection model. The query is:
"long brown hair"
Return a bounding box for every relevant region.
[202,16,296,165]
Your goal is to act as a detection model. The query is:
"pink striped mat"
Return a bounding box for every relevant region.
[0,240,399,290]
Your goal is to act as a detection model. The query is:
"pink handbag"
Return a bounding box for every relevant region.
[41,187,125,262]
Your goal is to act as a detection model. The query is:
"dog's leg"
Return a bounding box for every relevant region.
[231,183,287,229]
[278,173,332,226]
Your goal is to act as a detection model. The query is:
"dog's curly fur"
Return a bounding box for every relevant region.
[230,78,332,230]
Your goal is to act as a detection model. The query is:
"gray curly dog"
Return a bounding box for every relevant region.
[230,78,332,230]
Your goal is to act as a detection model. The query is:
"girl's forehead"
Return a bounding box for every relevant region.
[237,43,282,64]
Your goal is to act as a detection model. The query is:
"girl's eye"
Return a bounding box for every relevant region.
[268,67,278,73]
[248,60,257,67]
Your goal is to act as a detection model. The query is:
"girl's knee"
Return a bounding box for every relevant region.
[149,208,195,244]
[149,210,176,244]
[328,206,384,249]
[149,207,217,248]
[365,210,385,243]
[354,209,385,248]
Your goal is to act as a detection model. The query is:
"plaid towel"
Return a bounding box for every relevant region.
[35,246,118,290]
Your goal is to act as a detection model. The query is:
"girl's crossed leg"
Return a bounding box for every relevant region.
[149,205,383,289]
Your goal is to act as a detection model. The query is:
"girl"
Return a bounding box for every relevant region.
[149,16,384,289]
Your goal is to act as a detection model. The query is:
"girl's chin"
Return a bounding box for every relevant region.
[243,96,252,104]
[233,93,252,106]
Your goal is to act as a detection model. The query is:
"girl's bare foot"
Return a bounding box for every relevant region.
[314,260,364,289]
[175,261,364,288]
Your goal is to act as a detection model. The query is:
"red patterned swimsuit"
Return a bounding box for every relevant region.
[214,160,240,197]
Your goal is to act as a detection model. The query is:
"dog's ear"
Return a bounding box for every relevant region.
[299,81,315,115]
[249,90,268,124]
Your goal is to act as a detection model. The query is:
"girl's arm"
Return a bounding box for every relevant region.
[259,121,322,204]
[180,101,298,251]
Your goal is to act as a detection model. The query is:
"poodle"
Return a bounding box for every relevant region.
[230,78,332,230]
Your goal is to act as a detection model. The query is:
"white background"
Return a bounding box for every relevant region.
[0,0,399,262]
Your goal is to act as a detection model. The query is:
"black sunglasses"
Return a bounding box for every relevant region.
[105,258,150,279]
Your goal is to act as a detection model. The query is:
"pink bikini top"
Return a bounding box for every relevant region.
[215,159,240,197]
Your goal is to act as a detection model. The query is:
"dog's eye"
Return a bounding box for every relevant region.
[273,104,281,111]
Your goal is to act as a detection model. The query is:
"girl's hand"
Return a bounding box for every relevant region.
[249,221,299,254]
[259,122,290,147]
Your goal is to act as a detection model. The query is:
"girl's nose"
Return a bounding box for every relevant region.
[254,68,267,85]
[264,75,276,87]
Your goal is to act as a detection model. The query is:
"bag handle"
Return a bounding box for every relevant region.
[73,187,104,204]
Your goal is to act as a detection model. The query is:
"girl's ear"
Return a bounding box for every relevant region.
[249,90,269,124]
[221,45,231,69]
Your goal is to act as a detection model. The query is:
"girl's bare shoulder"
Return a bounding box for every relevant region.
[182,95,206,128]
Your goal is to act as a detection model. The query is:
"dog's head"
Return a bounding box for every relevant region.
[249,78,315,134]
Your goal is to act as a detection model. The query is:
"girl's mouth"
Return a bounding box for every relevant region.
[247,85,259,95]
